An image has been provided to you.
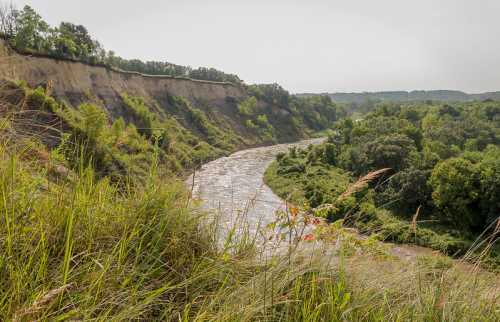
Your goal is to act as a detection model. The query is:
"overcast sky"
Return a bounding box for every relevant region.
[8,0,500,93]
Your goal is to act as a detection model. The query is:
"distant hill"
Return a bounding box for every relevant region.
[298,90,500,103]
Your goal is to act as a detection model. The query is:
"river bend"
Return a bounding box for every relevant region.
[188,139,323,242]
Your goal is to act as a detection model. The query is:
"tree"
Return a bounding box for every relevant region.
[248,83,290,107]
[337,118,354,145]
[377,168,433,216]
[55,22,96,59]
[323,143,337,165]
[478,147,500,225]
[11,5,50,52]
[52,34,78,58]
[429,158,483,231]
[79,103,107,141]
[399,106,421,123]
[237,97,257,116]
[438,104,460,117]
[363,134,416,172]
[106,50,118,66]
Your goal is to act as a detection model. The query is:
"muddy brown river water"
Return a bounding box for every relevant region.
[188,138,323,243]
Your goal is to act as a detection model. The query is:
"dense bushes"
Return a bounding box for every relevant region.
[430,148,500,232]
[237,96,257,115]
[235,85,344,143]
[329,101,500,230]
[265,100,500,264]
[247,83,290,107]
[429,158,482,230]
[377,167,433,215]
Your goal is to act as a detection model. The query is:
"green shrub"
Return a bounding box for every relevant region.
[245,119,257,129]
[237,96,257,116]
[429,157,483,231]
[122,94,155,138]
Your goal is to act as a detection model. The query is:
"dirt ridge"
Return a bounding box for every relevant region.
[0,39,246,116]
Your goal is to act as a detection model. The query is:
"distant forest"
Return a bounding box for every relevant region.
[0,3,242,83]
[300,90,500,104]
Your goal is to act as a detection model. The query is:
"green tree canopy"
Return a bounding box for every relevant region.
[429,158,482,231]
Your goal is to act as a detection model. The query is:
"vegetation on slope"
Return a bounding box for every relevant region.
[0,3,348,152]
[0,75,344,187]
[236,84,345,143]
[1,80,235,184]
[265,101,500,267]
[0,4,346,152]
[0,3,346,142]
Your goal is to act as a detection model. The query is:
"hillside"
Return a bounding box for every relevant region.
[0,3,343,161]
[0,39,280,148]
[0,39,245,114]
[0,33,349,189]
[299,90,500,104]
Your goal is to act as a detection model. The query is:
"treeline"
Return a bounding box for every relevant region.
[0,3,242,83]
[300,90,500,105]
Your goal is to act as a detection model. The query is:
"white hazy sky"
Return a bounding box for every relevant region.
[8,0,500,93]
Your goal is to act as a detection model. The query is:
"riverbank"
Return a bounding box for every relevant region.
[263,125,500,270]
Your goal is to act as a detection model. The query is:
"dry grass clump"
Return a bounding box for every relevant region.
[13,283,73,321]
[311,168,391,215]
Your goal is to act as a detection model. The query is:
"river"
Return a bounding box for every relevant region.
[188,138,323,245]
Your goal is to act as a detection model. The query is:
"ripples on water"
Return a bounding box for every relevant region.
[187,139,324,245]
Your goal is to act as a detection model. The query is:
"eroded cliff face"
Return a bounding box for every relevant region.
[0,39,246,115]
[0,40,306,149]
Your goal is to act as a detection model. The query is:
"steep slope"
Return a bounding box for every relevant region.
[0,39,316,152]
[0,39,244,113]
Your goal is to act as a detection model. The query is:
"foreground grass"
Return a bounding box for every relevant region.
[0,137,498,321]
